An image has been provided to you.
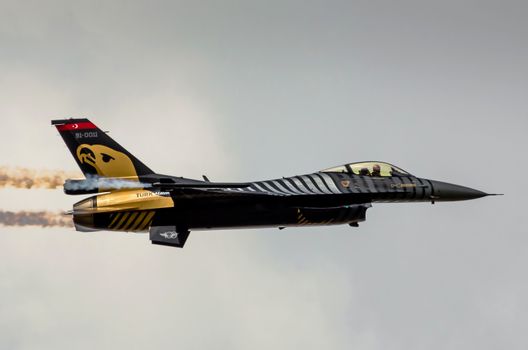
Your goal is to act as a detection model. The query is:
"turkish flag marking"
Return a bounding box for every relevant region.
[56,122,97,131]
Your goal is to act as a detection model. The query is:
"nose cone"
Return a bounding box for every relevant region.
[429,180,489,201]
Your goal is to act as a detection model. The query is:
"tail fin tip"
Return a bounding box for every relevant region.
[52,118,154,178]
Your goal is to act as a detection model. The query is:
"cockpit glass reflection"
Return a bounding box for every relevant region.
[321,162,410,177]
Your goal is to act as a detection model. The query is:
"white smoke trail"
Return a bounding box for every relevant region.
[0,166,152,192]
[0,166,81,189]
[63,175,152,192]
[0,210,73,227]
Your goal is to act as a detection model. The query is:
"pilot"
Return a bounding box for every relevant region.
[371,164,382,177]
[359,167,370,176]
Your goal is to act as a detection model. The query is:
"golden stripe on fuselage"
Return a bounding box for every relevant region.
[129,211,147,231]
[138,211,155,231]
[114,212,130,230]
[122,212,139,231]
[109,213,121,228]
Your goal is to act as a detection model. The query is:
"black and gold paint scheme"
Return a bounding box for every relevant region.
[76,144,139,178]
[54,118,153,179]
[53,118,497,249]
[108,211,156,231]
[72,189,174,232]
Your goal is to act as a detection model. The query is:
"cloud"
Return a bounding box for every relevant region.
[0,1,527,349]
[0,227,364,349]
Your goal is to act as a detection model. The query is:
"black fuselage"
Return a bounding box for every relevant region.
[144,172,476,231]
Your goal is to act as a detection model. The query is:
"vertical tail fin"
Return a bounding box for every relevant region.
[52,118,154,178]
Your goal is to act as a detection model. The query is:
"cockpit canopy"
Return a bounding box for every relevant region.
[321,161,410,177]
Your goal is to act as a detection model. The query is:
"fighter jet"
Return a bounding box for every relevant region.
[53,118,499,248]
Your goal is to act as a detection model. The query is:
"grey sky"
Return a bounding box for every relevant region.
[1,0,527,349]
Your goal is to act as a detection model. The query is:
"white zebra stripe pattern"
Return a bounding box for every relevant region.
[290,177,313,194]
[253,183,276,194]
[300,175,326,194]
[282,178,305,194]
[311,174,335,194]
[271,180,298,195]
[244,174,343,196]
[260,181,288,195]
[318,173,342,194]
